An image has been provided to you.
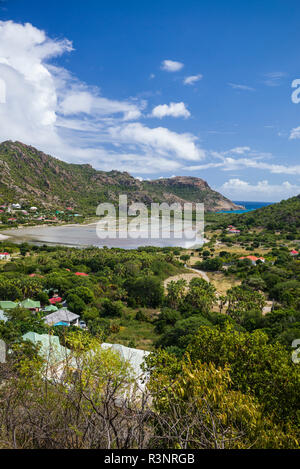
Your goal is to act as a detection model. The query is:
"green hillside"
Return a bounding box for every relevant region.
[0,140,241,214]
[235,195,300,231]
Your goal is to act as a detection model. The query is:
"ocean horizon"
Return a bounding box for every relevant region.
[217,201,274,214]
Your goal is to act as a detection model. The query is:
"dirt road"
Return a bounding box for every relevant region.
[164,267,210,291]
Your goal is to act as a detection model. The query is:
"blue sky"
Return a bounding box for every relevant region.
[0,0,300,201]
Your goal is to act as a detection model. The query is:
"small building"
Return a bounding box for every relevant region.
[239,255,265,266]
[22,333,149,389]
[49,296,63,305]
[75,272,89,277]
[290,250,299,256]
[44,305,59,313]
[30,207,38,212]
[0,301,17,310]
[44,308,80,327]
[101,343,150,392]
[0,252,10,260]
[20,299,41,312]
[11,203,21,209]
[0,310,8,322]
[22,332,72,378]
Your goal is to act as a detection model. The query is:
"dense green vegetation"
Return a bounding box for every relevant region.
[0,194,299,448]
[0,243,184,348]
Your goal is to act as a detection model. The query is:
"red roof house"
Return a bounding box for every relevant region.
[75,272,89,277]
[239,255,265,265]
[0,252,10,259]
[49,297,63,305]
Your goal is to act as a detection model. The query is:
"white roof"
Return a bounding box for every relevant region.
[0,310,8,322]
[101,343,150,379]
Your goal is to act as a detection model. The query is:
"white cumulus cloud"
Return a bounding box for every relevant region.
[289,126,300,139]
[108,122,205,162]
[161,59,184,72]
[0,20,207,175]
[220,179,300,202]
[151,102,190,119]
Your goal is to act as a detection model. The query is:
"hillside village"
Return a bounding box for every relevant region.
[0,199,299,357]
[0,201,84,229]
[0,193,298,448]
[0,217,299,448]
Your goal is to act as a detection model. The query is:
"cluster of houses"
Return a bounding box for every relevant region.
[0,331,150,392]
[238,250,298,266]
[0,284,151,390]
[0,202,83,226]
[0,297,85,328]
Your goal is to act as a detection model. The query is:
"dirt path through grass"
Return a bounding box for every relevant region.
[163,268,210,292]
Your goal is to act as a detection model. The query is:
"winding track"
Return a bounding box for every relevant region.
[163,266,210,292]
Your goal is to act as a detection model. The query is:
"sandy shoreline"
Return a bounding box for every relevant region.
[0,234,11,241]
[0,220,206,250]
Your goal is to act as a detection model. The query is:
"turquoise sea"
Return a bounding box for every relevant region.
[217,201,273,214]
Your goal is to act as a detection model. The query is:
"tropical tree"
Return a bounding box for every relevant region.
[166,279,187,309]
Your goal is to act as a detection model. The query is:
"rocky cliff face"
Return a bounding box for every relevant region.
[146,176,243,212]
[0,141,242,213]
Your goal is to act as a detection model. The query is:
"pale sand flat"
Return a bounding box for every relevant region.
[0,234,10,240]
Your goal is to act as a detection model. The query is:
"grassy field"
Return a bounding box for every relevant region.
[106,308,160,351]
[206,271,241,296]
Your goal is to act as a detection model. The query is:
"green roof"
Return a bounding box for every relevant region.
[44,305,58,312]
[20,299,41,309]
[0,301,17,310]
[22,332,71,364]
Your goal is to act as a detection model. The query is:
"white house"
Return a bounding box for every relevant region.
[0,252,10,260]
[101,343,150,393]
